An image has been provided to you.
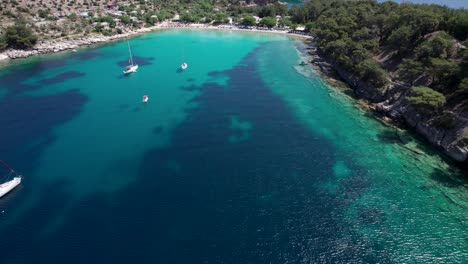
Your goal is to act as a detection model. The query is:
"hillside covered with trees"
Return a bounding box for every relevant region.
[0,0,279,49]
[283,0,467,163]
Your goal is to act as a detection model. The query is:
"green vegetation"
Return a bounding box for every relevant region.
[1,19,37,49]
[68,13,77,22]
[459,78,468,92]
[287,0,467,117]
[38,9,49,19]
[241,15,256,26]
[398,59,425,84]
[356,59,388,87]
[259,16,276,28]
[0,34,7,50]
[0,0,283,43]
[406,86,446,112]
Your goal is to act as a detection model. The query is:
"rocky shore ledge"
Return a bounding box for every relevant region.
[0,27,157,60]
[309,45,468,165]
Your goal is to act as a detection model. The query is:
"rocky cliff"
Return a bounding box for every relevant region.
[311,49,468,164]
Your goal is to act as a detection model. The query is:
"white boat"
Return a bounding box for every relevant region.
[142,95,149,103]
[0,177,21,198]
[123,41,138,74]
[0,160,21,198]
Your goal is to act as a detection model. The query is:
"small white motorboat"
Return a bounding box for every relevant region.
[181,62,188,70]
[142,95,149,103]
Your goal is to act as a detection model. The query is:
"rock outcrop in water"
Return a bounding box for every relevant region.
[310,48,468,164]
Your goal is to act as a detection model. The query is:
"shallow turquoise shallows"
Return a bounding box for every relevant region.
[377,0,468,9]
[0,30,466,263]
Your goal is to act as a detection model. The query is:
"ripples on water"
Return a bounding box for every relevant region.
[0,30,466,263]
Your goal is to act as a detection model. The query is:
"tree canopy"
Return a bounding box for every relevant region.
[259,16,276,28]
[406,86,446,111]
[241,16,256,26]
[285,0,466,116]
[2,20,38,49]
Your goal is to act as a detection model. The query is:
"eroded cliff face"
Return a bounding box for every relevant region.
[377,91,468,163]
[312,51,468,164]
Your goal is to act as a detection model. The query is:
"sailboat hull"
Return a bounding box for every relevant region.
[0,177,21,198]
[123,64,139,74]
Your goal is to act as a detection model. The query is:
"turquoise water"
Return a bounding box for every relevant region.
[283,0,304,7]
[378,0,467,9]
[0,30,466,263]
[287,0,468,9]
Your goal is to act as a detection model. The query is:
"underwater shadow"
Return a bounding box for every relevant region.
[0,88,88,182]
[376,129,404,144]
[429,168,467,188]
[73,50,101,61]
[0,56,71,95]
[39,71,85,85]
[116,56,155,67]
[108,44,385,263]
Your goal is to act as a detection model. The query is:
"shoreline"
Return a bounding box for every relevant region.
[0,22,311,61]
[1,23,465,168]
[305,42,468,167]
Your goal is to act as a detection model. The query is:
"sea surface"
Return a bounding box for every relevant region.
[283,0,304,7]
[0,30,466,263]
[377,0,467,9]
[285,0,468,9]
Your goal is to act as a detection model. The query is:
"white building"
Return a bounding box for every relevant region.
[253,16,260,24]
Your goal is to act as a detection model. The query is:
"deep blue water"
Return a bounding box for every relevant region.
[0,44,367,263]
[0,31,466,263]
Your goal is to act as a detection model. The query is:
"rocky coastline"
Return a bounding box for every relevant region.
[4,23,464,165]
[309,45,468,165]
[0,26,159,60]
[0,22,311,61]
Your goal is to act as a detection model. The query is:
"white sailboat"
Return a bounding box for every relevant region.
[0,160,21,199]
[123,41,138,74]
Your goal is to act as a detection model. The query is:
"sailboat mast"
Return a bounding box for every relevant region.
[128,41,134,66]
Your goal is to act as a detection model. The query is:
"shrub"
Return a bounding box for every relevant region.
[2,20,38,49]
[398,59,425,84]
[356,59,389,87]
[259,16,276,28]
[241,15,256,26]
[0,35,7,50]
[406,86,446,112]
[68,12,77,22]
